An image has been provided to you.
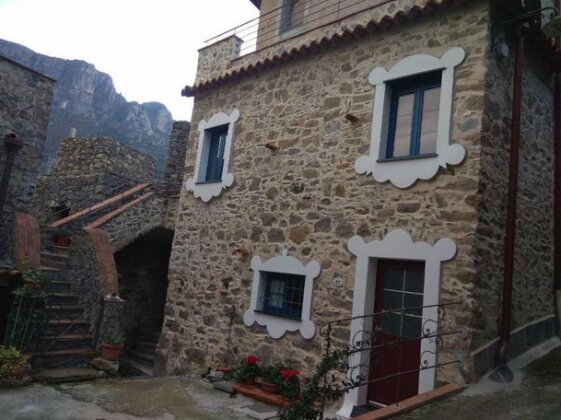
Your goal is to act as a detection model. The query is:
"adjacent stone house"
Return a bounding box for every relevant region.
[0,54,55,261]
[159,0,559,415]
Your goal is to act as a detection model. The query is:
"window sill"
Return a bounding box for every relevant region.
[377,153,438,163]
[254,309,302,321]
[194,180,223,185]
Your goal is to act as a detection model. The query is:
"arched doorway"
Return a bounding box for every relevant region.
[114,227,173,375]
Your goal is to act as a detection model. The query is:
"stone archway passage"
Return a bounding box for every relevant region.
[114,227,174,376]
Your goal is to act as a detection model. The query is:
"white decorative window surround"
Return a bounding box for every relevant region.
[243,250,321,339]
[355,47,466,188]
[185,109,240,202]
[337,229,456,419]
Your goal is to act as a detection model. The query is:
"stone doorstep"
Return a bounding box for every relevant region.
[32,367,105,383]
[234,384,292,409]
[351,384,465,420]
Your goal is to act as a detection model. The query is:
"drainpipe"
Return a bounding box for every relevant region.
[496,25,525,376]
[554,2,561,332]
[0,134,24,223]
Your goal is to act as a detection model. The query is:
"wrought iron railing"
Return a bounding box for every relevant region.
[204,0,396,57]
[317,301,462,419]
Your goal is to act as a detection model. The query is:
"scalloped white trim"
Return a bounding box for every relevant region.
[355,48,466,188]
[185,109,240,202]
[243,250,321,339]
[337,229,457,418]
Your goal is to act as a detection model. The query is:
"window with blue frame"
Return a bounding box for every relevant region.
[385,71,442,160]
[204,125,227,182]
[258,272,305,319]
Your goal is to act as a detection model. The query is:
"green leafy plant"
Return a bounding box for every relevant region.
[5,263,49,352]
[0,346,28,380]
[278,368,301,400]
[103,335,124,346]
[232,355,262,383]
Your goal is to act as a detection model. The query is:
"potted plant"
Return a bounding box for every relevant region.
[259,364,283,394]
[232,355,261,387]
[53,228,71,247]
[278,368,301,401]
[100,336,124,361]
[0,346,28,384]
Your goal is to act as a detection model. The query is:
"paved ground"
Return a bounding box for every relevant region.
[2,340,561,420]
[0,376,276,420]
[401,339,561,420]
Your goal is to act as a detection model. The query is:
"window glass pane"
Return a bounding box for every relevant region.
[404,270,424,293]
[404,293,423,316]
[392,93,414,157]
[383,268,404,291]
[205,126,227,181]
[382,290,403,310]
[402,315,422,339]
[419,88,440,154]
[381,312,402,337]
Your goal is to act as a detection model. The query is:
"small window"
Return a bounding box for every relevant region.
[258,272,305,319]
[280,0,306,33]
[203,125,227,182]
[386,72,441,160]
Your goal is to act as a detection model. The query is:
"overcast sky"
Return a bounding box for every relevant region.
[0,0,259,121]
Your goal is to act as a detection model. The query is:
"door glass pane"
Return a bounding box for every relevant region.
[419,87,440,154]
[384,268,404,291]
[404,270,424,293]
[404,293,423,316]
[392,93,414,157]
[381,312,402,337]
[402,315,423,339]
[382,290,402,310]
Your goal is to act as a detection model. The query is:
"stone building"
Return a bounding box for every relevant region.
[0,53,55,261]
[160,0,559,416]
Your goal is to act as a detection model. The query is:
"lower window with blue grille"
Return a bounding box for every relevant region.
[257,272,305,320]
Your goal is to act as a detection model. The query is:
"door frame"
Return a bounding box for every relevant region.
[337,229,456,418]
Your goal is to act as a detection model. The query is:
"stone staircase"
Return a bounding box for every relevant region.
[32,244,97,370]
[121,333,160,376]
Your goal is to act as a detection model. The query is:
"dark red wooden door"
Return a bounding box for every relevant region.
[367,259,425,405]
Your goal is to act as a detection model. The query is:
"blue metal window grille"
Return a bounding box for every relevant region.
[205,125,227,182]
[386,71,442,159]
[260,272,305,319]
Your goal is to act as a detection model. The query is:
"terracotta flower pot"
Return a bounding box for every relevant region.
[260,381,280,394]
[100,343,123,361]
[55,236,71,247]
[243,376,257,387]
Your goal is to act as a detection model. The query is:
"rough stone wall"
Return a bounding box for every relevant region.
[472,47,555,349]
[195,36,243,84]
[101,194,166,252]
[0,55,54,261]
[161,1,489,383]
[33,137,156,225]
[163,121,190,193]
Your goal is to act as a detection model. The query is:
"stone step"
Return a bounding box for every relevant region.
[32,349,99,370]
[46,304,85,319]
[43,334,94,351]
[47,245,71,256]
[40,252,68,270]
[127,348,155,363]
[47,293,80,306]
[44,319,91,335]
[39,266,66,282]
[32,367,104,383]
[46,280,73,294]
[132,339,158,351]
[119,357,154,377]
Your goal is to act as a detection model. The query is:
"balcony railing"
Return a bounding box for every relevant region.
[204,0,395,57]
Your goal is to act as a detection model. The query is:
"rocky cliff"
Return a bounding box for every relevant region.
[0,39,173,175]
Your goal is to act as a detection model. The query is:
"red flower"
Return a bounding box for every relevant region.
[245,355,259,365]
[280,369,300,382]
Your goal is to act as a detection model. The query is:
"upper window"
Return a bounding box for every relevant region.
[354,48,466,189]
[280,0,306,33]
[185,109,240,202]
[386,72,441,160]
[202,124,227,183]
[258,272,305,319]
